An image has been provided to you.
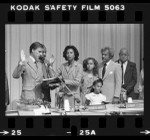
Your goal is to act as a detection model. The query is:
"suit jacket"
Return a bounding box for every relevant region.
[41,59,56,102]
[12,57,44,100]
[116,60,137,96]
[56,61,83,95]
[99,60,122,102]
[56,61,83,107]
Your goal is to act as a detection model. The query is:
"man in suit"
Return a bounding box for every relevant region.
[12,42,44,100]
[99,47,122,103]
[40,45,57,102]
[116,48,137,98]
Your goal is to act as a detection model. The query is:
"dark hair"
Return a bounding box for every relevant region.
[63,45,79,61]
[29,42,43,54]
[90,78,103,92]
[41,44,46,51]
[83,57,99,76]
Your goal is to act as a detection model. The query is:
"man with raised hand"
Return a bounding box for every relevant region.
[12,42,44,100]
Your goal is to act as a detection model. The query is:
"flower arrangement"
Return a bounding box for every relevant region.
[17,98,51,111]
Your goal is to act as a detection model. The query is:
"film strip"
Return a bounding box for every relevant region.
[0,3,149,136]
[6,5,144,23]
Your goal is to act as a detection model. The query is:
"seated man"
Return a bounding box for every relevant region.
[116,48,137,98]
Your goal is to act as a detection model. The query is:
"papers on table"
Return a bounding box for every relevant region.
[33,105,50,115]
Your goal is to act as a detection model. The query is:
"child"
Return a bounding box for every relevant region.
[81,57,99,105]
[85,79,106,105]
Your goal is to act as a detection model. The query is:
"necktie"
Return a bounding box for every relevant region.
[102,63,107,78]
[35,61,38,69]
[121,63,124,85]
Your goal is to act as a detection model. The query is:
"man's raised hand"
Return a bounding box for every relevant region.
[21,50,26,62]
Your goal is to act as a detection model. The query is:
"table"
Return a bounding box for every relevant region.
[6,100,144,116]
[65,103,144,116]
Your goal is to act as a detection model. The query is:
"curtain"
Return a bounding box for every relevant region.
[5,24,143,110]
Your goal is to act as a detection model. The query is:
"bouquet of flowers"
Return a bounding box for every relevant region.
[17,98,51,111]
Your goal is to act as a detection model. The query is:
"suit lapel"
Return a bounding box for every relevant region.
[98,62,103,79]
[99,67,103,79]
[27,57,38,74]
[64,61,77,76]
[36,62,43,79]
[64,63,69,78]
[69,61,78,75]
[103,60,113,80]
[124,61,130,77]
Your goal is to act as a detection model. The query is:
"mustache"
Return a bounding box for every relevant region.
[39,56,45,61]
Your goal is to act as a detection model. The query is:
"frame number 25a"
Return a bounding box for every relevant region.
[79,130,96,136]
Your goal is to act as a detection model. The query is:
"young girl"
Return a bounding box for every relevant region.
[85,79,106,105]
[81,57,99,105]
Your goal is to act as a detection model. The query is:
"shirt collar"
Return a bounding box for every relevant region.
[124,60,128,66]
[30,55,36,63]
[119,60,128,65]
[67,60,78,67]
[106,59,111,66]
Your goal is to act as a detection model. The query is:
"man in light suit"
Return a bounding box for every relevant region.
[116,48,137,98]
[12,42,44,100]
[40,45,57,102]
[99,47,122,103]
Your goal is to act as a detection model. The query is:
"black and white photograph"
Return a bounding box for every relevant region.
[5,24,144,116]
